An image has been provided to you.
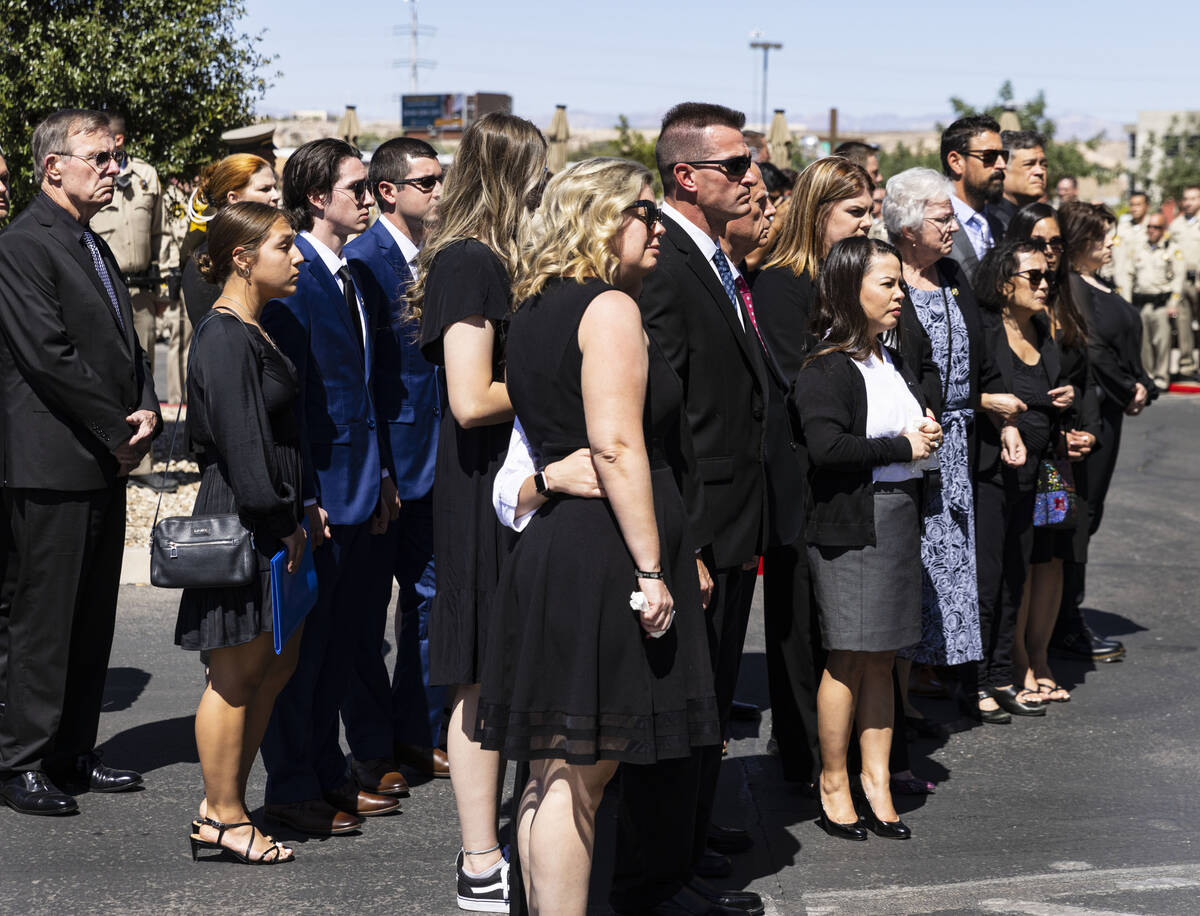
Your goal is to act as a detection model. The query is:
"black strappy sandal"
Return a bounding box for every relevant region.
[189,816,295,865]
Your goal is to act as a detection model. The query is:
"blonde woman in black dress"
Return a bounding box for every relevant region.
[477,158,720,914]
[407,113,547,912]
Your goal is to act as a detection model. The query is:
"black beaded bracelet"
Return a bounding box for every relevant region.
[635,569,664,580]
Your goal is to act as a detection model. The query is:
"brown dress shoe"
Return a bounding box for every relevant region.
[324,778,401,817]
[351,758,410,797]
[393,743,450,778]
[264,799,363,836]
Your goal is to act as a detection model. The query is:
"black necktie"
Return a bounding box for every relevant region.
[336,265,364,355]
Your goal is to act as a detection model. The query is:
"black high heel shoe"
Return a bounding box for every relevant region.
[816,802,868,841]
[855,795,912,840]
[960,689,1012,724]
[189,816,295,864]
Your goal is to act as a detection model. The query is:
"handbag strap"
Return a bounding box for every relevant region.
[149,306,244,537]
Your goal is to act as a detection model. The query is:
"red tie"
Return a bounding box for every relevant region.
[735,276,767,352]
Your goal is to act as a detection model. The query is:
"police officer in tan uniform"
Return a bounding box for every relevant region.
[88,112,171,487]
[159,176,192,405]
[1108,190,1149,284]
[1121,211,1185,390]
[1168,184,1200,377]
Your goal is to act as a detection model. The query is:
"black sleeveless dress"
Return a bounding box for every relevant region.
[475,278,721,765]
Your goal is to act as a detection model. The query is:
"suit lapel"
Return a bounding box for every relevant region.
[665,217,767,393]
[298,234,364,366]
[950,226,979,276]
[39,200,133,350]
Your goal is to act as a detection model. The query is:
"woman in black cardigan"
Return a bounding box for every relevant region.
[969,239,1075,723]
[791,238,942,841]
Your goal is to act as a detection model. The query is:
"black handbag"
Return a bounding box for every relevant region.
[149,310,256,589]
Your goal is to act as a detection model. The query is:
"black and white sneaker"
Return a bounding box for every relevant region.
[456,848,510,913]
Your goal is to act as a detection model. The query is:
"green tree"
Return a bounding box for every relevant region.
[574,116,662,196]
[1134,114,1200,203]
[0,0,275,214]
[877,142,941,182]
[947,80,1111,186]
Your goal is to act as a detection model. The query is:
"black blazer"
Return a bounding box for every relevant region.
[975,309,1063,480]
[1067,273,1156,410]
[0,193,160,490]
[791,346,927,548]
[639,214,769,568]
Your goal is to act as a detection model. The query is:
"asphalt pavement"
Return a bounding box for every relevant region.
[3,394,1199,915]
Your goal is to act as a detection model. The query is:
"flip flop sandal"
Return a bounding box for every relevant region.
[1035,679,1071,703]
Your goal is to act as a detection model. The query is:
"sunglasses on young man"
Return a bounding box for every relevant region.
[964,149,1006,167]
[334,180,371,202]
[668,155,753,178]
[626,199,664,230]
[394,173,443,192]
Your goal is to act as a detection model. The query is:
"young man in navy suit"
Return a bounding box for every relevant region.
[343,138,450,786]
[259,138,402,836]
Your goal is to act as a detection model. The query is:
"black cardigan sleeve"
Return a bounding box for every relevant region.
[792,353,914,472]
[189,314,298,541]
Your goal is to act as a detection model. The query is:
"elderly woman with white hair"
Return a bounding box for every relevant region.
[883,168,999,724]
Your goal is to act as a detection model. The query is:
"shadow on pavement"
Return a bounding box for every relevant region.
[97,713,198,772]
[101,666,152,712]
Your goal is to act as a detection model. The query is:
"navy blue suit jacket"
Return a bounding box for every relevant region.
[344,219,440,501]
[262,234,383,527]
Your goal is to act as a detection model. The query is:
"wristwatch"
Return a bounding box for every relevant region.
[533,470,551,497]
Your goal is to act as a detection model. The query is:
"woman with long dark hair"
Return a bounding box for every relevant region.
[407,112,547,912]
[792,236,941,841]
[1006,203,1100,702]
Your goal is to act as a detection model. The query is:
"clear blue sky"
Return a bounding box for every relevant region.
[240,0,1197,134]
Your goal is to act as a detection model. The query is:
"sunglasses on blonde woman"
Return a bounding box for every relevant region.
[626,199,663,231]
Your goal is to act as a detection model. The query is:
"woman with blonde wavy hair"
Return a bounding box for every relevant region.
[476,157,720,914]
[410,112,546,913]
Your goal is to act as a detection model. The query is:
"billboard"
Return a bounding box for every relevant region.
[402,93,466,130]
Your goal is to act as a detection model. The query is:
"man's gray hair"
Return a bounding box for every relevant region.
[31,109,110,184]
[883,167,954,242]
[1001,129,1045,154]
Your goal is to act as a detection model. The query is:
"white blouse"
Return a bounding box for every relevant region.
[850,348,925,482]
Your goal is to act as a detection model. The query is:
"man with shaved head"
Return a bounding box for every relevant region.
[611,101,767,916]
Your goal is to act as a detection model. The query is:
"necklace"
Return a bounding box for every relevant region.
[214,295,279,350]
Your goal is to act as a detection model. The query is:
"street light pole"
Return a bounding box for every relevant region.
[749,38,782,131]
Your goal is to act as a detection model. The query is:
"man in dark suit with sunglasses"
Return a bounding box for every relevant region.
[941,115,1008,283]
[0,110,160,814]
[611,101,767,916]
[258,138,401,836]
[343,137,449,789]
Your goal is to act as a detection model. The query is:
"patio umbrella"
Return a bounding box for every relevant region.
[336,105,362,147]
[766,109,791,165]
[547,104,570,174]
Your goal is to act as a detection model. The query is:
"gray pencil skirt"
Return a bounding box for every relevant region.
[808,481,922,652]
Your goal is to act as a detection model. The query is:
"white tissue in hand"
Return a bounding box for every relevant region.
[630,591,670,638]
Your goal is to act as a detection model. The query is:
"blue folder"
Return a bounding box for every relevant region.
[270,522,319,655]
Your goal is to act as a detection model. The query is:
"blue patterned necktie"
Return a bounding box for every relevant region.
[82,229,126,332]
[709,250,745,329]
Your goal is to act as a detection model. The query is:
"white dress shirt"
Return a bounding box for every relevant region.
[493,418,538,532]
[950,194,994,263]
[300,230,369,352]
[375,216,421,281]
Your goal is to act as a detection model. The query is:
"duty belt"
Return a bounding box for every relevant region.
[1132,292,1169,307]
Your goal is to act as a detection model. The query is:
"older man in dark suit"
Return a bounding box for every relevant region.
[611,101,767,916]
[0,110,160,815]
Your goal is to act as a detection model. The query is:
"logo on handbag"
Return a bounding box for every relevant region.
[191,526,211,536]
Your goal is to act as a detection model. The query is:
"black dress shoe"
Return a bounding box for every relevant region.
[49,752,143,793]
[687,878,764,915]
[0,771,78,815]
[626,884,744,914]
[1051,627,1126,662]
[816,802,868,841]
[707,823,753,855]
[694,848,732,878]
[904,715,950,739]
[961,690,1011,724]
[988,685,1047,717]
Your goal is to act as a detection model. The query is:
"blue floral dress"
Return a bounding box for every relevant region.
[899,283,982,665]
